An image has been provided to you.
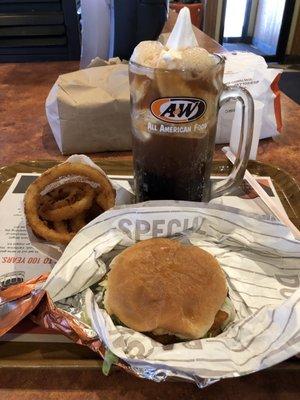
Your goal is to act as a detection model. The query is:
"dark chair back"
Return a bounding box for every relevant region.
[0,0,80,62]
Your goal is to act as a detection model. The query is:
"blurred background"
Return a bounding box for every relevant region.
[0,1,298,63]
[0,0,298,102]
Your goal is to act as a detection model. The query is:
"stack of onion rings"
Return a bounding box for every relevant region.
[24,163,116,245]
[39,182,94,221]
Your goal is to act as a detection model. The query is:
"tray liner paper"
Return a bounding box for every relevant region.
[1,201,300,387]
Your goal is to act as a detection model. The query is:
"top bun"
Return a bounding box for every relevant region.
[104,238,227,339]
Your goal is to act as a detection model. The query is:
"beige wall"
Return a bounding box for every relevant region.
[247,0,259,36]
[203,0,222,39]
[214,0,223,40]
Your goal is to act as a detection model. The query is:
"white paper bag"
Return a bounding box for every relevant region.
[216,52,282,144]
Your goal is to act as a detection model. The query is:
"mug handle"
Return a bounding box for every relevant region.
[211,85,254,198]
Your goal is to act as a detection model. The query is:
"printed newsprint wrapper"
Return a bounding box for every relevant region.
[25,154,134,260]
[42,201,300,385]
[0,162,293,357]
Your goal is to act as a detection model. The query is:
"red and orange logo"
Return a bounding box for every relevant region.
[150,97,206,124]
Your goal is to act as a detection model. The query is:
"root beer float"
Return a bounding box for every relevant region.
[129,7,254,202]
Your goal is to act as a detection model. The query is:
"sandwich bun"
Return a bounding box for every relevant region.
[104,238,227,340]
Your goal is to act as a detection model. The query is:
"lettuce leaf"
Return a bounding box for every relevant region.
[102,349,119,376]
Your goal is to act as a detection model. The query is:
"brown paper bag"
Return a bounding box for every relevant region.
[45,64,132,154]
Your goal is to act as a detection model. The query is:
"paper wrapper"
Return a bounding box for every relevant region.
[25,200,299,386]
[25,154,134,261]
[45,63,131,155]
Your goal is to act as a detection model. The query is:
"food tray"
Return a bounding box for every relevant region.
[0,159,299,371]
[1,159,299,227]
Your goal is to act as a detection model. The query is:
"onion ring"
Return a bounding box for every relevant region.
[86,201,104,222]
[24,162,115,245]
[70,212,86,232]
[39,183,80,210]
[52,221,77,242]
[54,215,86,237]
[39,183,94,222]
[53,220,69,234]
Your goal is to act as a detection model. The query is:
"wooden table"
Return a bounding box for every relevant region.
[0,10,300,400]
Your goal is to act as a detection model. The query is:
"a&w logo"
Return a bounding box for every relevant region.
[150,97,206,124]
